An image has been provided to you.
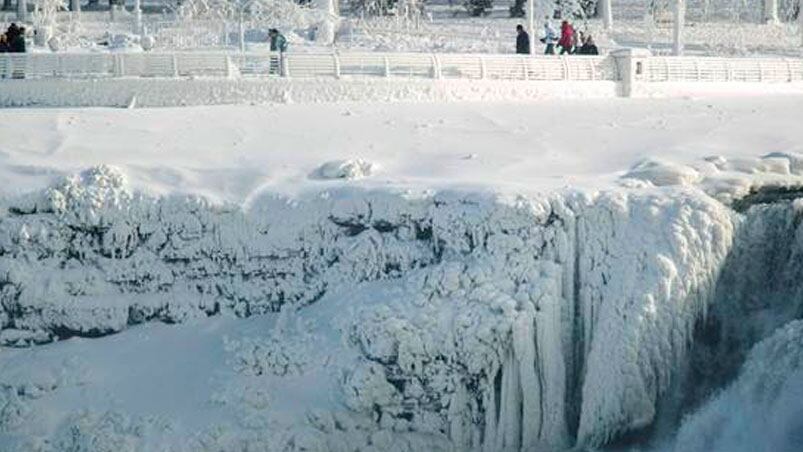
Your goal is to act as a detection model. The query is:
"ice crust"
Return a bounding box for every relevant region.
[0,163,797,451]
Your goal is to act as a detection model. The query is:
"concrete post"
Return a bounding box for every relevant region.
[672,0,685,56]
[612,48,652,98]
[70,0,80,13]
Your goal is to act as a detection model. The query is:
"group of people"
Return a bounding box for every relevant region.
[0,23,26,54]
[516,19,598,56]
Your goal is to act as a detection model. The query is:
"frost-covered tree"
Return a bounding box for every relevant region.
[31,0,66,44]
[464,0,491,16]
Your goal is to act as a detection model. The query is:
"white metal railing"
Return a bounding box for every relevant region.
[0,52,801,85]
[637,56,803,83]
[0,52,617,81]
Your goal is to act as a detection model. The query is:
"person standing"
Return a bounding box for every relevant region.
[558,20,574,55]
[10,26,25,53]
[516,24,530,55]
[577,35,599,55]
[5,23,19,47]
[542,21,558,55]
[268,28,288,75]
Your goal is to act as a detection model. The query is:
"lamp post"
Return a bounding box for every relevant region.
[600,0,613,31]
[134,0,142,34]
[672,0,685,55]
[526,0,534,54]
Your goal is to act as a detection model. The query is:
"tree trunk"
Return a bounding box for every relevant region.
[2,0,12,12]
[764,0,779,24]
[799,0,803,47]
[17,0,26,21]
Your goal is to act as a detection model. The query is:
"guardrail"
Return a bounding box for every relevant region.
[637,56,803,83]
[1,51,802,91]
[0,52,617,81]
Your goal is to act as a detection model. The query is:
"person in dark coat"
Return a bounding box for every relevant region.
[577,35,599,55]
[0,34,8,53]
[268,28,287,53]
[515,24,530,55]
[268,28,287,75]
[10,27,25,53]
[5,23,20,46]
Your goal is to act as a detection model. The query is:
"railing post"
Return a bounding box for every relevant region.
[383,56,391,77]
[664,58,670,82]
[172,54,179,77]
[479,55,487,80]
[281,53,289,77]
[522,57,528,80]
[431,54,441,79]
[333,53,341,79]
[113,54,125,77]
[561,56,570,81]
[785,58,793,82]
[0,54,8,79]
[758,60,765,82]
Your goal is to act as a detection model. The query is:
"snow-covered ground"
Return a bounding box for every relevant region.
[1,96,802,201]
[1,96,802,451]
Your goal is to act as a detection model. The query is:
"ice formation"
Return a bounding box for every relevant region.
[0,163,801,451]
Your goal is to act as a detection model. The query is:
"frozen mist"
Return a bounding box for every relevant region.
[0,160,799,451]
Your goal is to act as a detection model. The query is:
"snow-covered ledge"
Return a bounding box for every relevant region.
[0,78,620,108]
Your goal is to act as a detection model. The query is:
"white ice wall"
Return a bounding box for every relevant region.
[0,164,745,450]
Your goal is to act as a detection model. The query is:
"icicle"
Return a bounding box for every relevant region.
[448,383,468,450]
[513,303,541,450]
[534,276,569,448]
[482,369,498,452]
[496,348,521,452]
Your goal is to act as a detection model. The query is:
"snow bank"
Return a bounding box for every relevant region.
[621,152,803,205]
[623,158,703,186]
[314,159,377,180]
[631,81,803,99]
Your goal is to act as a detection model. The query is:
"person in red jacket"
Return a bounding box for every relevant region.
[558,20,575,55]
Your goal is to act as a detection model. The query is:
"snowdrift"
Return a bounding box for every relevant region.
[0,163,801,451]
